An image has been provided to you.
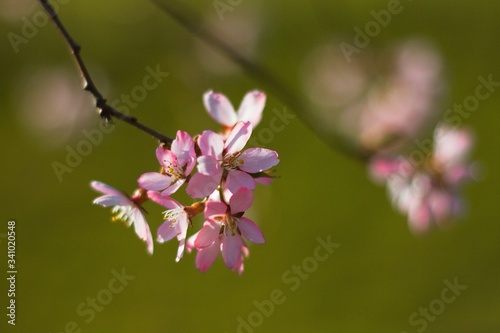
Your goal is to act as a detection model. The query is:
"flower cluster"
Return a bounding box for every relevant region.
[91,90,279,273]
[369,125,476,234]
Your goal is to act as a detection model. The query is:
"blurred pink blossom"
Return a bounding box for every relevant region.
[369,125,475,233]
[304,40,445,152]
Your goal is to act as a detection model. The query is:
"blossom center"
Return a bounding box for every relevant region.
[222,152,243,170]
[219,214,239,236]
[164,163,186,182]
[163,208,183,227]
[112,206,134,225]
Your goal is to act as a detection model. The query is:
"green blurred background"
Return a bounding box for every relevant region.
[1,0,500,332]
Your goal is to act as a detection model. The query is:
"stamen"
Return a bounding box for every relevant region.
[163,209,181,228]
[222,152,242,170]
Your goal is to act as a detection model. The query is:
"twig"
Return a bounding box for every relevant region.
[153,0,370,160]
[40,0,173,145]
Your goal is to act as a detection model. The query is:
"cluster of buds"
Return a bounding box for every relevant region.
[91,90,279,273]
[369,125,476,234]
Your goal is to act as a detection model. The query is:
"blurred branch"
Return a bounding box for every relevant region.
[39,0,173,145]
[153,0,370,160]
[153,0,304,111]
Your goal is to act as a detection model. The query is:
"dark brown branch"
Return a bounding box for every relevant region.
[40,0,173,145]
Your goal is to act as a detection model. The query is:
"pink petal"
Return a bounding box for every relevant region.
[194,221,220,249]
[132,209,154,255]
[238,217,265,244]
[90,181,125,197]
[205,201,228,219]
[234,253,244,275]
[408,201,432,234]
[445,165,472,184]
[368,157,404,183]
[176,237,186,262]
[137,172,171,191]
[90,181,130,206]
[197,155,221,176]
[237,90,266,128]
[157,221,181,243]
[160,180,184,196]
[236,245,249,275]
[186,231,199,253]
[198,130,224,159]
[241,245,249,258]
[156,147,176,168]
[203,90,238,127]
[175,215,189,262]
[186,172,221,198]
[229,188,253,214]
[224,122,252,156]
[196,239,220,272]
[428,190,453,222]
[225,170,256,196]
[221,234,244,269]
[434,126,473,166]
[145,227,154,255]
[147,191,183,210]
[93,195,130,207]
[239,148,279,173]
[171,130,196,171]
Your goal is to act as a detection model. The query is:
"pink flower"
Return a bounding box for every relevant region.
[186,121,279,198]
[91,181,153,255]
[138,130,196,196]
[369,125,475,233]
[203,90,266,129]
[304,40,443,151]
[433,125,474,184]
[369,156,413,183]
[403,173,464,233]
[188,188,265,273]
[148,191,191,262]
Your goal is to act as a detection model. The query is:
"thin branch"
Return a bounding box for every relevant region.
[40,0,173,145]
[153,0,370,160]
[153,0,304,112]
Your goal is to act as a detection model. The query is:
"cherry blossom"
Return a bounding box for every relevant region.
[186,121,279,199]
[91,181,154,254]
[147,191,199,262]
[138,130,196,196]
[369,125,475,233]
[188,188,264,272]
[90,90,279,273]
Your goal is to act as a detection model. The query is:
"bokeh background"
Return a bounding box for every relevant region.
[1,0,500,332]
